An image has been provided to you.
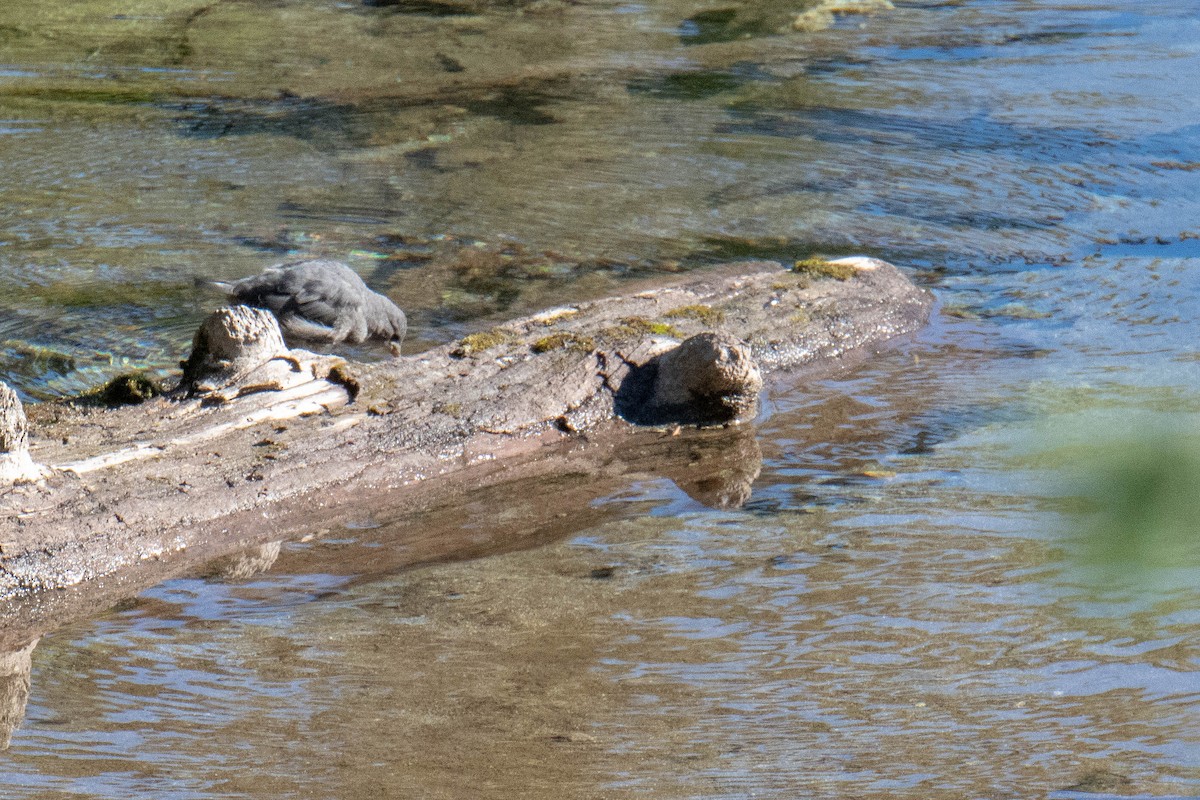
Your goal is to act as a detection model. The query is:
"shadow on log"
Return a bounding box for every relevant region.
[1,257,932,637]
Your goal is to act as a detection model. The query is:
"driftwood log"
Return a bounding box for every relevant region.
[1,258,932,638]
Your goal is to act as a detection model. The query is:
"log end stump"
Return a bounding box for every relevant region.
[0,382,47,484]
[619,332,764,427]
[179,305,290,398]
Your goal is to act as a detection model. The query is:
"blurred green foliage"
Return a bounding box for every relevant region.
[1073,433,1200,570]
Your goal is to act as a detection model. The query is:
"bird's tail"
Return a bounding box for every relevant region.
[194,277,235,296]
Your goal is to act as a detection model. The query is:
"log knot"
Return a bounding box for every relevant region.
[179,306,289,396]
[653,332,763,424]
[618,332,763,426]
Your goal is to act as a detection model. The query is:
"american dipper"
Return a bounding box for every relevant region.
[199,259,407,354]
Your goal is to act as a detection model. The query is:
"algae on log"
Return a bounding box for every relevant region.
[0,258,932,615]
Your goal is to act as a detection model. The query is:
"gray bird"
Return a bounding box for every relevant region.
[198,259,407,354]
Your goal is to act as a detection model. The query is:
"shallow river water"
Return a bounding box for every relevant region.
[2,0,1199,797]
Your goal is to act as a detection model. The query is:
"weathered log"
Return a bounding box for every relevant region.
[0,420,766,652]
[0,258,932,618]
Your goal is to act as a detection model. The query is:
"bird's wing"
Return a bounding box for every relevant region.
[230,261,377,343]
[290,274,367,336]
[288,266,376,343]
[231,265,346,321]
[194,277,235,296]
[229,268,303,314]
[276,314,339,343]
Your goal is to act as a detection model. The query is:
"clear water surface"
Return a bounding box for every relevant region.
[1,0,1198,797]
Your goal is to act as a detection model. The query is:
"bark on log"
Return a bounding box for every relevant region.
[1,258,932,629]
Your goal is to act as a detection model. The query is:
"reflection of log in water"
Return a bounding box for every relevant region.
[0,638,37,751]
[0,420,773,650]
[643,426,762,509]
[261,423,766,588]
[0,429,759,751]
[200,541,283,582]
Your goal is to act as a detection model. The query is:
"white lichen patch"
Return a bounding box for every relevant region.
[827,256,884,271]
[793,0,895,32]
[528,306,580,325]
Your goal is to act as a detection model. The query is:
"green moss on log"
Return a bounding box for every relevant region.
[600,317,684,342]
[663,304,725,326]
[450,327,517,358]
[792,257,857,281]
[531,332,596,354]
[77,372,163,407]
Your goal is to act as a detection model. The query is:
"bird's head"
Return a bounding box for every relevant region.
[373,297,407,357]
